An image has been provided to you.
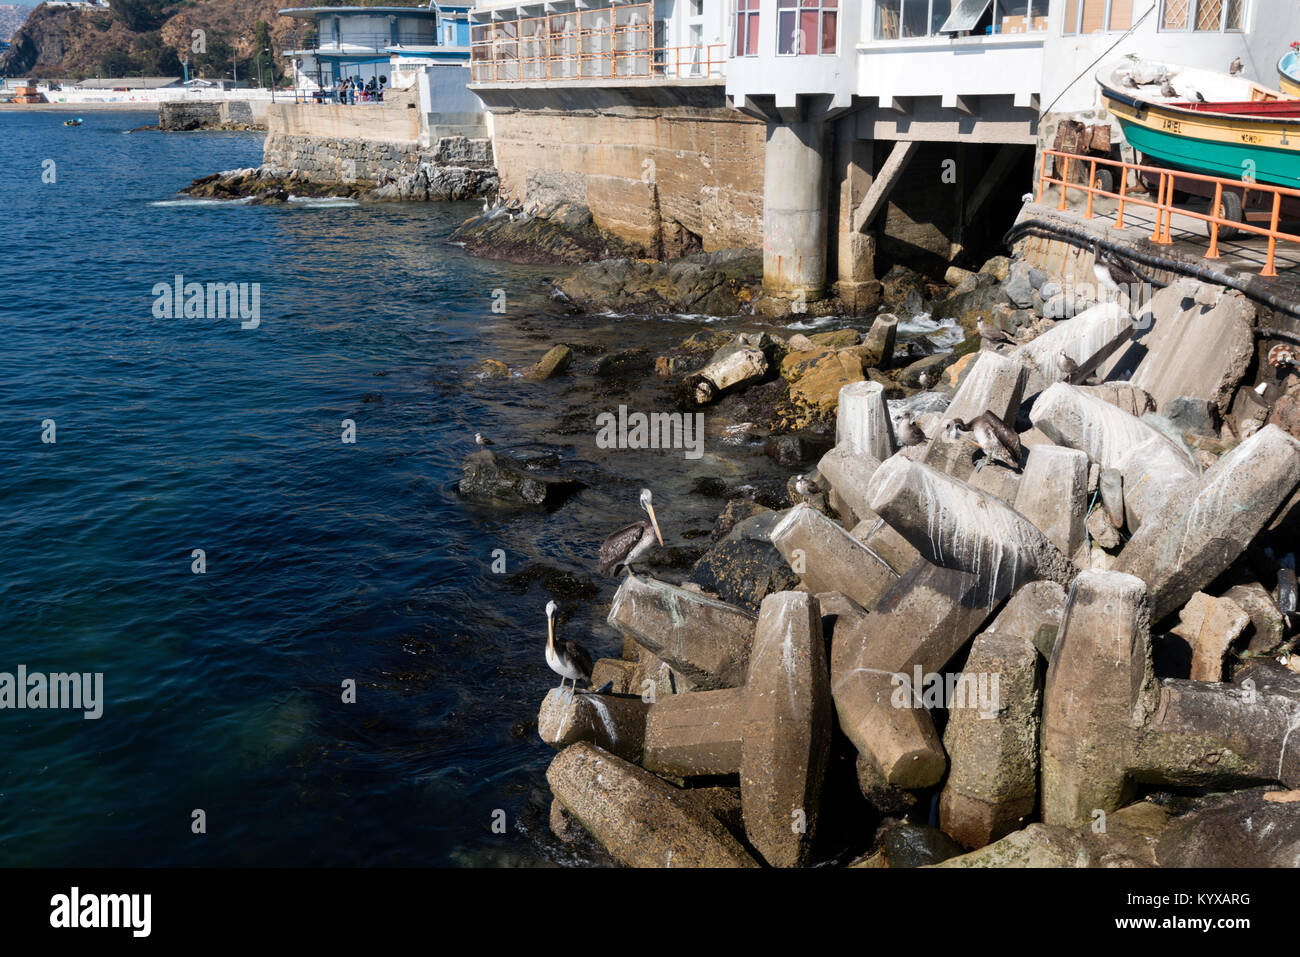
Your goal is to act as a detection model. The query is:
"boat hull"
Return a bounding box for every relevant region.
[1104,93,1300,189]
[1281,51,1300,98]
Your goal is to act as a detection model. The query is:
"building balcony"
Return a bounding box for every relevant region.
[285,32,440,56]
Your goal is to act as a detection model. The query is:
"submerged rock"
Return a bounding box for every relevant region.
[450,201,636,265]
[558,248,763,316]
[458,449,583,509]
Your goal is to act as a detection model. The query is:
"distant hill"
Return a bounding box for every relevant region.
[0,0,416,80]
[0,4,32,42]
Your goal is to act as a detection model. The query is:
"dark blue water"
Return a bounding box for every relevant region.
[0,111,788,866]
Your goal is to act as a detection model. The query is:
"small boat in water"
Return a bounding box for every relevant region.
[1280,46,1300,98]
[62,117,83,127]
[1098,60,1300,189]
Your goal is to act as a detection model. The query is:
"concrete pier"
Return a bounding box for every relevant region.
[762,121,829,301]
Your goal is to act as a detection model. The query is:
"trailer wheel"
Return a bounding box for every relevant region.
[1209,191,1245,241]
[1093,169,1115,194]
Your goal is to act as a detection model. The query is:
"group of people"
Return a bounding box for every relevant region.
[314,75,387,104]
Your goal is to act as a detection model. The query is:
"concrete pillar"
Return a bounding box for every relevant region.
[763,121,829,301]
[833,133,880,314]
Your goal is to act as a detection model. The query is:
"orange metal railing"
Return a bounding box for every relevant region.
[1037,148,1300,278]
[470,44,726,83]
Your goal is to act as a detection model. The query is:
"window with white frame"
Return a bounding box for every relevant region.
[778,0,838,54]
[875,1,1047,40]
[1159,0,1245,31]
[734,0,760,55]
[1062,0,1133,33]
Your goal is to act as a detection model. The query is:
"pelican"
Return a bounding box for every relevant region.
[475,432,494,447]
[599,488,663,577]
[1057,351,1079,383]
[545,600,592,701]
[977,317,1014,347]
[897,411,926,447]
[947,411,1022,471]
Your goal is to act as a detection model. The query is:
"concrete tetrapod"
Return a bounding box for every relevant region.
[836,381,896,461]
[607,574,757,690]
[642,591,832,867]
[1041,570,1300,827]
[770,502,907,611]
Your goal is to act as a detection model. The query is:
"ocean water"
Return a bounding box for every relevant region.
[0,111,794,866]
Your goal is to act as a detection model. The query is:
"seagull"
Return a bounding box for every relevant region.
[897,411,926,447]
[1120,73,1139,89]
[1057,351,1079,383]
[1229,56,1243,76]
[947,412,1022,471]
[1194,90,1207,104]
[977,316,1014,347]
[1160,79,1178,98]
[794,474,821,496]
[475,431,494,447]
[1021,192,1034,203]
[545,600,593,702]
[599,488,664,577]
[918,370,935,390]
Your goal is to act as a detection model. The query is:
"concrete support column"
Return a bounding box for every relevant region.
[833,134,881,314]
[762,120,829,301]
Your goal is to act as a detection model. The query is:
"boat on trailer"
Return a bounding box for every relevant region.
[1098,60,1300,236]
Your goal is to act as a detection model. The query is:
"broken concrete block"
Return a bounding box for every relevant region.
[1223,582,1286,656]
[939,631,1042,849]
[591,657,635,694]
[608,575,756,690]
[1076,382,1156,418]
[770,503,904,611]
[985,579,1068,660]
[816,443,883,526]
[836,380,897,461]
[1098,467,1124,528]
[538,688,649,763]
[1014,445,1088,558]
[848,516,922,576]
[862,314,899,368]
[1010,302,1133,395]
[547,742,758,867]
[1116,424,1300,622]
[643,687,745,778]
[831,562,997,788]
[1170,592,1251,681]
[686,346,769,406]
[867,457,1076,595]
[1042,571,1300,827]
[1085,505,1120,550]
[945,351,1030,428]
[1129,280,1255,416]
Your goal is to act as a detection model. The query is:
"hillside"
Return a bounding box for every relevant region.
[0,5,32,42]
[0,0,408,80]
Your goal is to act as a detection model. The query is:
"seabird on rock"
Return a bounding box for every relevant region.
[599,488,664,577]
[948,411,1022,471]
[1057,351,1079,383]
[475,431,494,447]
[918,370,935,390]
[897,412,926,447]
[545,600,593,702]
[977,316,1015,347]
[794,474,821,496]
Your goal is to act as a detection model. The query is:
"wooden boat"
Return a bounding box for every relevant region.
[63,118,83,126]
[1098,60,1300,189]
[1280,47,1300,98]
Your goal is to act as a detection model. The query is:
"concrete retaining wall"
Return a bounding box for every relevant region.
[262,132,493,186]
[158,99,268,130]
[266,90,422,144]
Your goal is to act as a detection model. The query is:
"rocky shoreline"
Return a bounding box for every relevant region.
[458,239,1300,868]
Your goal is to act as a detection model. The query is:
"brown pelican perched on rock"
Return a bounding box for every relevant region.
[599,488,663,577]
[545,600,592,701]
[946,411,1022,471]
[896,411,926,447]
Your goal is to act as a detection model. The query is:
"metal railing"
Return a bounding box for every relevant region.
[469,43,725,82]
[1037,148,1300,278]
[287,32,438,53]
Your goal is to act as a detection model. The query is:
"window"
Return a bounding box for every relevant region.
[778,0,838,54]
[878,1,1046,40]
[735,0,760,55]
[1062,0,1132,34]
[690,0,703,15]
[1160,0,1245,31]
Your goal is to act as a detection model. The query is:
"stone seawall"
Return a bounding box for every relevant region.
[474,84,765,255]
[158,100,267,131]
[259,133,497,201]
